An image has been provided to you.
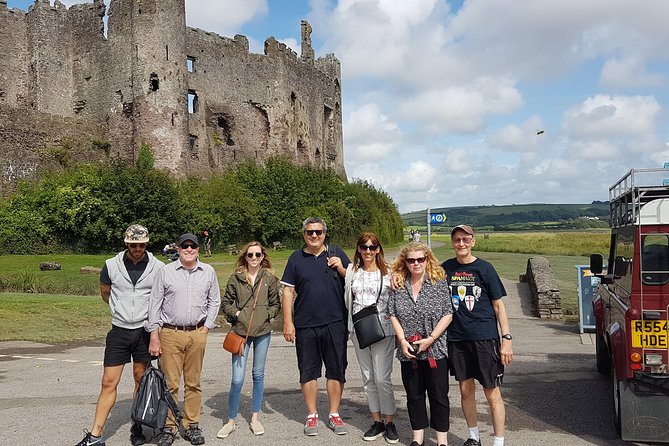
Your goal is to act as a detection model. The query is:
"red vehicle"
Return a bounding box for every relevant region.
[590,168,669,443]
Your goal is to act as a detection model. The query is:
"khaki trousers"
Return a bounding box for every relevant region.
[159,327,208,430]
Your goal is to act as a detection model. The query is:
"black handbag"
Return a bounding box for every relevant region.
[351,271,385,349]
[352,303,385,349]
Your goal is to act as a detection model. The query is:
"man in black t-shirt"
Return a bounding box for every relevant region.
[442,225,513,446]
[281,217,350,437]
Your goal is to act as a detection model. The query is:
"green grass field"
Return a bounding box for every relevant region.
[0,232,605,342]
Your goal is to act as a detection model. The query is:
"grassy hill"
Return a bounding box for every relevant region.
[402,203,610,232]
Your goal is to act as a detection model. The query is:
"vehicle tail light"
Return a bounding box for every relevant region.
[630,352,643,370]
[646,354,663,366]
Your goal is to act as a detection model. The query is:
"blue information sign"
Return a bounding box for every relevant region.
[430,213,446,224]
[576,265,599,334]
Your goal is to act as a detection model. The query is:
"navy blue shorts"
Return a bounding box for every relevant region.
[448,339,504,388]
[103,325,151,367]
[295,320,348,383]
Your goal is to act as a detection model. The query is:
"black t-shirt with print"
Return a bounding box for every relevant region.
[441,257,506,342]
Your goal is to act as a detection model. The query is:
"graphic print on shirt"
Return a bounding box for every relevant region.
[450,271,481,312]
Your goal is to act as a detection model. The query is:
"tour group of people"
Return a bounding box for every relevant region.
[75,218,513,446]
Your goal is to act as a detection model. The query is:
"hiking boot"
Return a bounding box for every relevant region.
[130,422,146,446]
[304,414,319,436]
[156,429,176,446]
[184,423,205,445]
[463,439,482,446]
[327,414,348,435]
[385,422,399,444]
[75,431,105,446]
[363,421,386,441]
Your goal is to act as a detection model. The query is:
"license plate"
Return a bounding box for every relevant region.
[631,320,669,348]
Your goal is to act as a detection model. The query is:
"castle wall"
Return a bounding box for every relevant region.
[0,0,345,189]
[0,104,107,194]
[185,26,345,176]
[107,0,189,170]
[0,2,30,108]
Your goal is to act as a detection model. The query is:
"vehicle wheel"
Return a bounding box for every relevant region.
[596,333,610,375]
[611,361,622,435]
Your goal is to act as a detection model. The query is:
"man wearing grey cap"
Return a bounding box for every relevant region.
[147,233,221,446]
[442,225,513,446]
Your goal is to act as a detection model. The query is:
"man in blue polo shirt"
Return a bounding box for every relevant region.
[281,217,350,437]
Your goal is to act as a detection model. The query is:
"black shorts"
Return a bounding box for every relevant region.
[103,325,151,367]
[448,339,503,388]
[295,320,348,384]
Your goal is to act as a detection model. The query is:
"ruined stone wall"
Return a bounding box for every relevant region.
[185,24,345,176]
[0,104,107,194]
[0,2,30,108]
[0,0,346,189]
[107,0,189,169]
[522,256,562,319]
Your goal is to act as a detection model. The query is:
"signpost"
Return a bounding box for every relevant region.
[426,208,446,249]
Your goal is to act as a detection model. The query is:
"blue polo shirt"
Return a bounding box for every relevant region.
[281,245,350,328]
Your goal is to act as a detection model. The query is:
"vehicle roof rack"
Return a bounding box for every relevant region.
[610,168,669,228]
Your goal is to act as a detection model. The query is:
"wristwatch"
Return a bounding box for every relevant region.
[501,333,513,340]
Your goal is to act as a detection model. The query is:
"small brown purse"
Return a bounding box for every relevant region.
[223,278,262,356]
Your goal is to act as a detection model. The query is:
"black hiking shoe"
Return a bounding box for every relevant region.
[184,423,205,445]
[363,421,386,441]
[75,430,106,446]
[156,429,176,446]
[463,439,482,446]
[130,422,146,446]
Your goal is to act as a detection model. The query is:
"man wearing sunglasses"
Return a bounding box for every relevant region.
[281,217,351,436]
[76,225,165,446]
[442,225,513,446]
[147,233,221,446]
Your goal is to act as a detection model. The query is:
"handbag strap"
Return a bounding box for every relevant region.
[243,277,263,342]
[374,270,383,304]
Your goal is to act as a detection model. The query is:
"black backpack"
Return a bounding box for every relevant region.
[131,359,181,430]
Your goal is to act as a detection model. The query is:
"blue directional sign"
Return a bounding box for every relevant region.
[430,213,446,224]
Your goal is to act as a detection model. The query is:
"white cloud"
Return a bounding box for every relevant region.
[185,0,268,37]
[486,115,544,153]
[344,103,402,161]
[563,95,660,139]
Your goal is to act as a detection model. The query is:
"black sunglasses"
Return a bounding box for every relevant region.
[304,229,324,236]
[359,244,379,251]
[405,256,426,264]
[180,242,199,249]
[246,252,263,259]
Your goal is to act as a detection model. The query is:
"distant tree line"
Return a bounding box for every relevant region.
[0,147,403,254]
[403,203,610,230]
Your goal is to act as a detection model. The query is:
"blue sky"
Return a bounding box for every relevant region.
[8,0,669,213]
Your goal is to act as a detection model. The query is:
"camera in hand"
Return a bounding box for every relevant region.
[406,334,423,352]
[227,314,237,325]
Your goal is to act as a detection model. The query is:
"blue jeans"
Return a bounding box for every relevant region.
[228,332,271,418]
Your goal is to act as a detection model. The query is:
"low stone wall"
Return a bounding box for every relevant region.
[520,256,562,319]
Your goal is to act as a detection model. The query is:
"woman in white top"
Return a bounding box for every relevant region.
[345,232,399,443]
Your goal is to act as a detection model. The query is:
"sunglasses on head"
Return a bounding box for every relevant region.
[180,242,198,249]
[304,229,324,236]
[358,244,379,251]
[246,252,263,259]
[405,256,426,264]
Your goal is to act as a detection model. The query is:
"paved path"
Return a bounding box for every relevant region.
[0,275,645,446]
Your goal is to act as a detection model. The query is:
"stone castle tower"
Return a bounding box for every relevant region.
[0,0,345,191]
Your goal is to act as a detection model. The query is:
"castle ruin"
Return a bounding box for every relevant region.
[0,0,345,192]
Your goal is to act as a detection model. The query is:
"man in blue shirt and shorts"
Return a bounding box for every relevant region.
[281,217,350,437]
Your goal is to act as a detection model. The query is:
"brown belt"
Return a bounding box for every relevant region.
[162,320,205,331]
